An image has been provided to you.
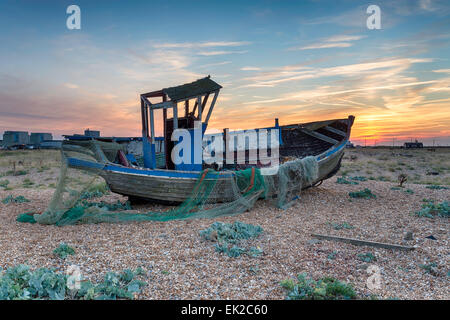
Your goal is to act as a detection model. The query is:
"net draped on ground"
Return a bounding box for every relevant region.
[17,141,318,225]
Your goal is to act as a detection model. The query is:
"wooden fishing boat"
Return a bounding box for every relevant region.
[64,77,355,203]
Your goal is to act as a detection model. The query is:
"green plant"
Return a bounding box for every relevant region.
[37,166,50,173]
[357,252,376,263]
[349,188,376,199]
[350,176,367,182]
[5,170,28,176]
[415,200,449,218]
[53,243,76,259]
[22,178,34,188]
[329,222,354,230]
[0,179,10,188]
[200,221,263,258]
[0,265,146,300]
[336,177,358,185]
[425,185,448,190]
[2,195,30,204]
[419,262,437,274]
[280,273,357,300]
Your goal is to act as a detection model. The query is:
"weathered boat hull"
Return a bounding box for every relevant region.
[66,116,354,203]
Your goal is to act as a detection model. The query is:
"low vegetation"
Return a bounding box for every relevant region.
[357,252,376,263]
[349,188,376,199]
[339,148,450,185]
[280,273,357,300]
[0,264,146,300]
[336,177,358,185]
[53,243,76,259]
[200,221,263,258]
[425,185,448,190]
[0,179,10,189]
[415,200,449,218]
[329,222,354,230]
[1,195,30,204]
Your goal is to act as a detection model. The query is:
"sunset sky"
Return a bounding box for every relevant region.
[0,0,449,146]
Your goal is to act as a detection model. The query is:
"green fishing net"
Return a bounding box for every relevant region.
[17,140,318,226]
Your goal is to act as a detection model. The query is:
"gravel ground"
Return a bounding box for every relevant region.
[0,176,448,300]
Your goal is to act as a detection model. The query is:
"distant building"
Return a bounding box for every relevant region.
[84,129,100,138]
[404,140,423,148]
[30,133,53,145]
[2,131,29,147]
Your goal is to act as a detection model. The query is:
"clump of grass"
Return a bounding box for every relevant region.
[37,166,51,173]
[22,178,34,188]
[280,273,357,300]
[5,170,28,176]
[2,195,30,204]
[415,200,449,218]
[425,185,448,190]
[404,188,414,195]
[349,188,376,199]
[329,222,354,230]
[53,243,76,259]
[336,177,358,185]
[357,252,376,263]
[0,179,10,188]
[200,221,263,258]
[350,176,367,182]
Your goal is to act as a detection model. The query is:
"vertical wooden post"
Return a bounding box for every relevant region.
[223,128,229,164]
[163,95,168,168]
[150,108,155,143]
[173,103,178,129]
[197,96,202,121]
[185,100,189,118]
[205,91,219,125]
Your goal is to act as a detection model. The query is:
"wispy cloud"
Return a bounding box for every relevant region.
[296,42,353,50]
[290,34,365,51]
[64,83,79,89]
[198,50,248,56]
[241,66,261,71]
[242,58,433,88]
[433,68,450,73]
[152,41,251,48]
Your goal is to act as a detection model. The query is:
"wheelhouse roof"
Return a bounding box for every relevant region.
[161,76,222,102]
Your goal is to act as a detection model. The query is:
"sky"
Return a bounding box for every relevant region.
[0,0,449,146]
